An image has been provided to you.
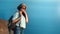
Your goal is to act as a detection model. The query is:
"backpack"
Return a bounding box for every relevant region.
[8,12,20,30]
[8,16,16,30]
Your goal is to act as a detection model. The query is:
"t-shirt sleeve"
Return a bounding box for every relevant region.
[12,12,19,20]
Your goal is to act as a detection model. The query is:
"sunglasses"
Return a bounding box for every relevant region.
[21,7,26,10]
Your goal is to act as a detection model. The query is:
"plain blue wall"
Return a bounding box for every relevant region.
[0,0,60,34]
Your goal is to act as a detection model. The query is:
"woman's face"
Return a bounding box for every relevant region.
[20,6,25,15]
[20,6,26,12]
[22,5,26,10]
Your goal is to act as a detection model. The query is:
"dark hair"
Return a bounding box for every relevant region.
[17,3,26,11]
[17,3,26,19]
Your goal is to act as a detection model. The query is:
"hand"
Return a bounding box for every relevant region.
[20,11,22,16]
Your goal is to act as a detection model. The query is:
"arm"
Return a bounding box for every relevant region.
[12,17,21,23]
[12,12,21,23]
[23,11,28,23]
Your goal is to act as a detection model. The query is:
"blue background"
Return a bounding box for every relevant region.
[0,0,60,34]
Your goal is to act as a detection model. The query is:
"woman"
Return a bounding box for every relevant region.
[12,3,28,34]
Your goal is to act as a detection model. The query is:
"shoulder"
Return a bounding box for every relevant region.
[14,11,19,15]
[12,11,19,20]
[15,11,19,14]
